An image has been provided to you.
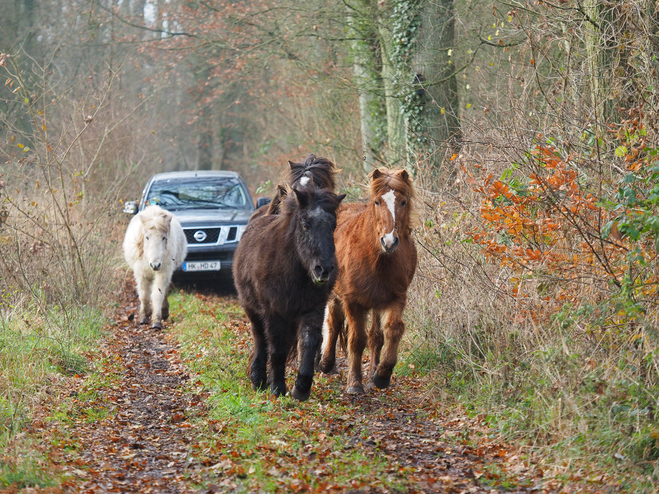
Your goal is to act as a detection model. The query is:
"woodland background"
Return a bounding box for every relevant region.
[1,0,659,489]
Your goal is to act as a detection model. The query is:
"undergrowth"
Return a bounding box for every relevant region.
[404,129,659,491]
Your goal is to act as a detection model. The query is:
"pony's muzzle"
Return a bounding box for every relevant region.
[312,264,334,284]
[150,262,162,271]
[380,235,400,254]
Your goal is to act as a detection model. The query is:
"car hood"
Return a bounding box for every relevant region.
[171,208,253,227]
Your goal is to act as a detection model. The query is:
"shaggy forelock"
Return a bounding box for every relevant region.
[369,168,415,200]
[288,154,337,191]
[141,207,172,234]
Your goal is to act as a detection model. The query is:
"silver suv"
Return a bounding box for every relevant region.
[124,170,265,280]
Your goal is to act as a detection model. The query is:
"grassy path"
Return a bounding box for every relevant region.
[162,288,534,493]
[2,283,617,493]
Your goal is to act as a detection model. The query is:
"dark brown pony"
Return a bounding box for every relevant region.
[252,154,338,219]
[319,168,417,394]
[233,182,345,401]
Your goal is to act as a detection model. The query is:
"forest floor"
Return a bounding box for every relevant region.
[1,281,621,493]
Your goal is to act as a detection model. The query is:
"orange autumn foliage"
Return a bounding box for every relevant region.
[467,144,659,320]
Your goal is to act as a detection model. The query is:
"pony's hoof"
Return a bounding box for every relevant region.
[151,321,162,330]
[251,379,268,392]
[318,359,336,374]
[290,385,311,402]
[139,317,150,325]
[318,362,338,374]
[373,372,390,389]
[346,385,364,395]
[271,385,287,398]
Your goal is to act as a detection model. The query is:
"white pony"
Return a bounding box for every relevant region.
[123,205,187,329]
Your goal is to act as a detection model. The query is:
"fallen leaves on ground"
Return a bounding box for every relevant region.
[4,284,621,493]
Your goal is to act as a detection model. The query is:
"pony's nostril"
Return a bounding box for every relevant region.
[380,235,399,253]
[150,262,162,271]
[314,265,324,277]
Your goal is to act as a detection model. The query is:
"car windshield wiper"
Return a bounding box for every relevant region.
[179,200,236,209]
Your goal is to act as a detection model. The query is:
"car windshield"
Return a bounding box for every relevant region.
[145,177,250,211]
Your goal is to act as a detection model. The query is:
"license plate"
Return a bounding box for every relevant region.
[183,260,221,272]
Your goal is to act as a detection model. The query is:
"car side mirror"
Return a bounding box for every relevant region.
[255,197,271,209]
[123,201,138,215]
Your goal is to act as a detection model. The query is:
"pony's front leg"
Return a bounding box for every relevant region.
[367,310,384,379]
[149,274,169,329]
[292,311,324,401]
[319,296,344,374]
[345,304,368,394]
[135,272,152,325]
[162,292,170,321]
[245,308,268,392]
[373,301,406,389]
[267,317,293,397]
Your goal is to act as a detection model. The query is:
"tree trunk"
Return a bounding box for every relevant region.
[352,33,380,171]
[379,25,406,167]
[211,109,226,171]
[584,0,604,127]
[196,127,212,170]
[413,0,461,180]
[347,3,384,172]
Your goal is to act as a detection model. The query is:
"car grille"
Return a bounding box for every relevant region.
[184,251,233,261]
[184,228,221,244]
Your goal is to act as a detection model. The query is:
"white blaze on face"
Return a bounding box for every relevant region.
[300,176,311,186]
[381,189,397,248]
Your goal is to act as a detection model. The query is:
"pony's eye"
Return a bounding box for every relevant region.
[375,200,380,206]
[401,200,406,207]
[162,236,167,242]
[302,222,310,230]
[145,236,150,241]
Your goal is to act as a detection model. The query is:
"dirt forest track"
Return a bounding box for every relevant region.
[9,282,613,493]
[20,282,214,493]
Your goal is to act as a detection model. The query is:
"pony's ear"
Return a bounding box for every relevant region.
[397,169,410,183]
[370,168,383,181]
[163,214,172,229]
[292,187,309,207]
[288,160,297,170]
[336,193,346,204]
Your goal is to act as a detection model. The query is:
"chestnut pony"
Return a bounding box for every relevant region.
[319,168,417,394]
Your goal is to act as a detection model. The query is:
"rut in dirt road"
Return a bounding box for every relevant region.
[60,295,211,493]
